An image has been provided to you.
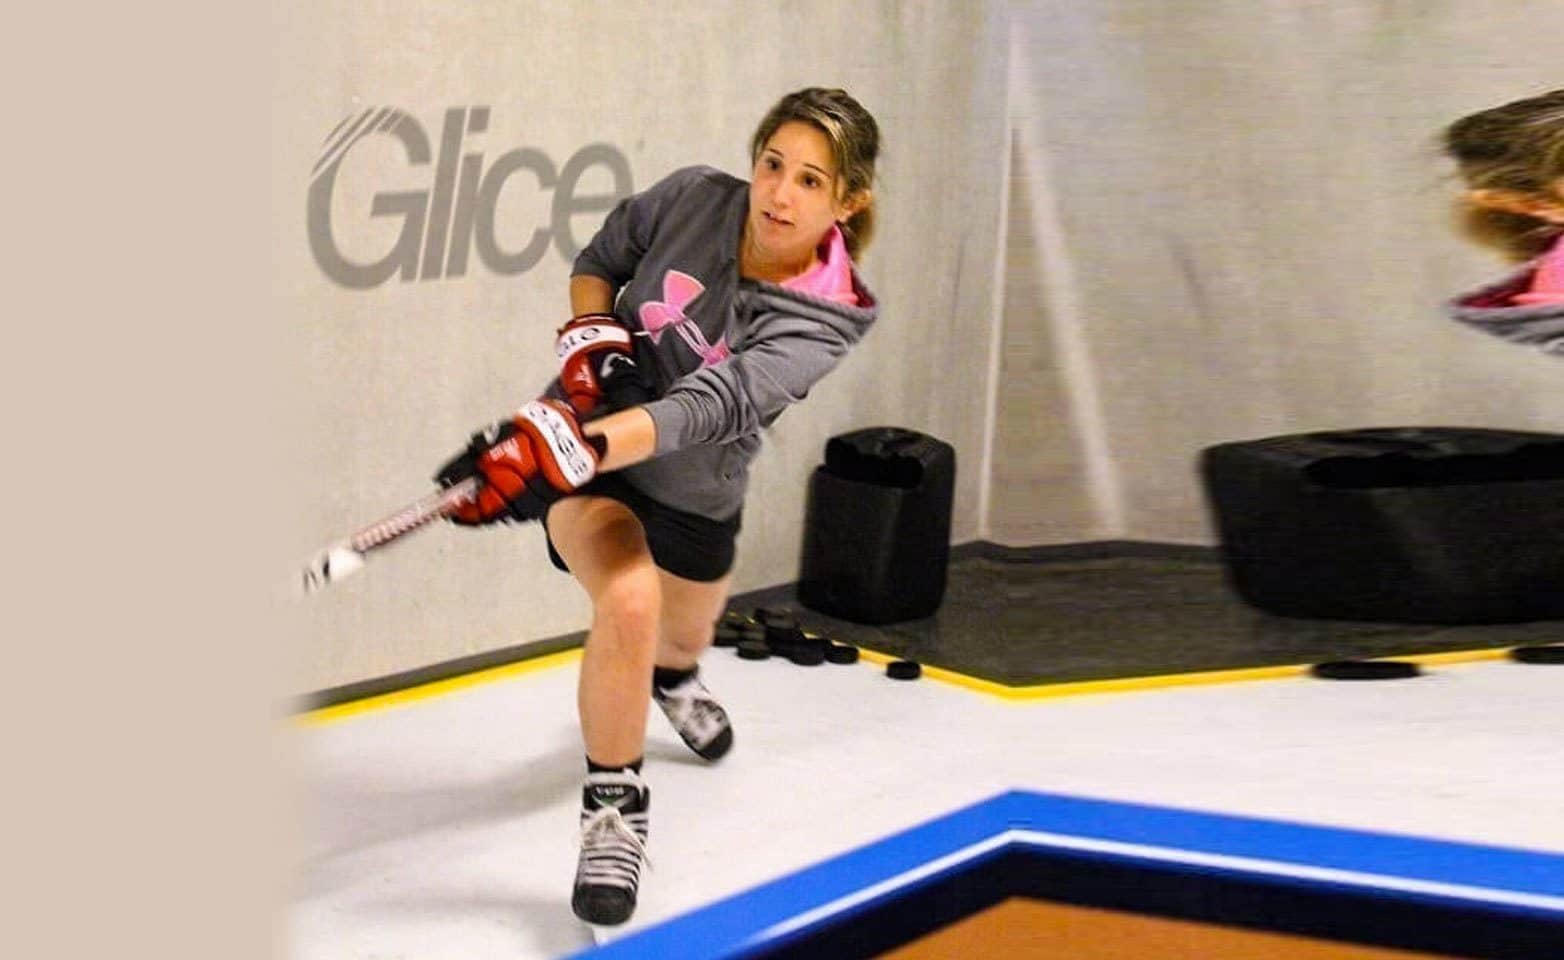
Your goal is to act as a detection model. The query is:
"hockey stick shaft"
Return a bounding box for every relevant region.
[347,476,479,552]
[301,477,479,593]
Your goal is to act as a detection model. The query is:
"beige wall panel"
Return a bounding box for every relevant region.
[1007,0,1564,545]
[989,128,1113,545]
[277,2,1009,693]
[280,0,1564,693]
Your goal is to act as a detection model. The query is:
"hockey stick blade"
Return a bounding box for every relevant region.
[301,542,366,592]
[301,477,480,594]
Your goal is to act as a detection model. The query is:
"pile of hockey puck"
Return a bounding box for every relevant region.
[715,607,858,666]
[714,606,924,680]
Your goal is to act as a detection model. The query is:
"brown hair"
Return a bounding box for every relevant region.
[750,87,880,259]
[1444,89,1564,261]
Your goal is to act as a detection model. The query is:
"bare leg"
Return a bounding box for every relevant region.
[655,567,733,670]
[648,566,736,762]
[546,495,660,767]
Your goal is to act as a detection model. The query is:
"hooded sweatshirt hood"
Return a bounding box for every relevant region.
[1448,245,1564,356]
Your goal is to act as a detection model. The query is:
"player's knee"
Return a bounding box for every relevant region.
[593,575,660,647]
[660,623,714,660]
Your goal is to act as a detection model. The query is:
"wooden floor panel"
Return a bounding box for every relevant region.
[878,897,1453,960]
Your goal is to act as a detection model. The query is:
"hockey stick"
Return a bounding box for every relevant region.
[301,477,480,593]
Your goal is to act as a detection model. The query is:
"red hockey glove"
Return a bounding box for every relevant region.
[435,400,602,525]
[555,313,653,418]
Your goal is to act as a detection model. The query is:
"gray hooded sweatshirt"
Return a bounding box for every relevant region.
[1447,256,1564,357]
[569,165,879,521]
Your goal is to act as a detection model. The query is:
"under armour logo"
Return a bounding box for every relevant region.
[639,270,729,366]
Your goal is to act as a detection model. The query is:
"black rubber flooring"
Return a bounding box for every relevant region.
[737,543,1564,687]
[306,540,1563,710]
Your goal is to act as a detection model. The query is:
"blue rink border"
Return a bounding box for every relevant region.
[569,789,1564,960]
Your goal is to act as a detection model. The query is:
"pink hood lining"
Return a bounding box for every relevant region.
[780,224,860,306]
[1512,236,1564,307]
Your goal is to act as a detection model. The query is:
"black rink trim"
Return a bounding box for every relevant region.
[753,846,1564,960]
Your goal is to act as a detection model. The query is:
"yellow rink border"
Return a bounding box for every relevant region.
[298,648,583,727]
[297,642,1531,726]
[852,644,1520,702]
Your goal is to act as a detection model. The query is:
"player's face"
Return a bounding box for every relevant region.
[747,121,860,273]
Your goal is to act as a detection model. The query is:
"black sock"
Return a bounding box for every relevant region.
[587,756,643,775]
[652,664,697,691]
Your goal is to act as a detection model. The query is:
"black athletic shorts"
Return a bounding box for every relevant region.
[542,473,742,582]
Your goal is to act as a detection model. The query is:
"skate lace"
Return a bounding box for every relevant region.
[578,805,651,888]
[656,681,726,745]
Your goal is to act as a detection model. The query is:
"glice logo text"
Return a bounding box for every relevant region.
[308,106,633,289]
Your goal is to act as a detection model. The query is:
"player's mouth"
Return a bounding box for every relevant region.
[761,210,793,228]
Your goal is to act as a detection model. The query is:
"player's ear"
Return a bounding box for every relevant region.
[838,188,871,222]
[1467,187,1564,224]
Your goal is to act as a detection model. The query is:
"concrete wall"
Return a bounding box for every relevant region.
[279,2,1010,693]
[999,0,1564,545]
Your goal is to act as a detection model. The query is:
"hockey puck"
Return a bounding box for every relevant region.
[788,645,826,666]
[1510,644,1564,664]
[753,606,794,626]
[1310,660,1421,680]
[719,610,752,631]
[739,622,767,644]
[736,641,771,661]
[886,660,922,681]
[713,624,743,648]
[765,623,808,651]
[798,630,830,652]
[824,643,860,664]
[762,618,800,644]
